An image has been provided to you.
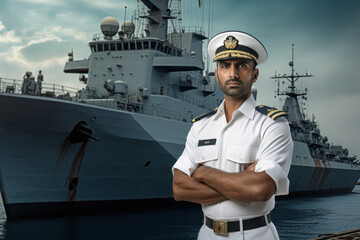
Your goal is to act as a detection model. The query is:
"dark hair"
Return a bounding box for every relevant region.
[252,60,257,70]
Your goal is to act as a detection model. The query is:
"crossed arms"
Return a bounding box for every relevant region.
[172,161,276,205]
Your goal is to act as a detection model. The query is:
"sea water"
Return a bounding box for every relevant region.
[0,185,359,240]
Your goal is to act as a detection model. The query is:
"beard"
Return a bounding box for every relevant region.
[217,74,254,99]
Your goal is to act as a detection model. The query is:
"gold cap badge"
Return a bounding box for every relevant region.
[224,36,238,50]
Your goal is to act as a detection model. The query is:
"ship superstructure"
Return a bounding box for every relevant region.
[63,0,221,122]
[0,0,359,219]
[272,45,360,194]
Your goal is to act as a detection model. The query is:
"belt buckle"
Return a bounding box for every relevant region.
[213,220,228,236]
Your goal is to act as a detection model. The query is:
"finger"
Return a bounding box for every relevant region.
[245,159,258,171]
[245,164,255,172]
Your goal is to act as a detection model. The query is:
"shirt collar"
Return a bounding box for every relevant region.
[238,94,256,119]
[215,94,257,120]
[214,99,225,118]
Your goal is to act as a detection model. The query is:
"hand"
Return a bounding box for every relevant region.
[245,159,258,172]
[192,165,208,181]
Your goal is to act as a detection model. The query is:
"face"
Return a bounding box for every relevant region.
[215,59,258,100]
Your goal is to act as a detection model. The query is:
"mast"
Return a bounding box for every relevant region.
[271,44,314,122]
[140,0,176,40]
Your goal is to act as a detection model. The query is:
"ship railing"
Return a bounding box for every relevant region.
[92,33,102,41]
[0,77,79,100]
[115,93,194,122]
[176,92,213,111]
[150,89,213,111]
[142,104,194,123]
[179,26,205,36]
[115,92,143,113]
[41,84,79,99]
[0,77,20,93]
[277,89,308,96]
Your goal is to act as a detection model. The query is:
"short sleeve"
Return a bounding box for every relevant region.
[255,118,293,196]
[172,124,199,176]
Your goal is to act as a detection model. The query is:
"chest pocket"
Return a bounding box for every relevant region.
[226,146,257,164]
[195,145,218,164]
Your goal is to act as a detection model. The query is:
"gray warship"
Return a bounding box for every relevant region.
[0,0,359,219]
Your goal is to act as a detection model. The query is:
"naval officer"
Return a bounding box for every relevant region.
[172,31,293,239]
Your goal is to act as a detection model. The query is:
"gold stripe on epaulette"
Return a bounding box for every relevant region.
[192,115,203,123]
[267,109,281,118]
[192,111,209,123]
[192,107,219,123]
[271,111,287,120]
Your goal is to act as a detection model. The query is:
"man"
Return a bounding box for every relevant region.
[36,70,44,95]
[172,31,293,239]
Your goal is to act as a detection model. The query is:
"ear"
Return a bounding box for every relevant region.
[252,68,259,83]
[215,69,219,83]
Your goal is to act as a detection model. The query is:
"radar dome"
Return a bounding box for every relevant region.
[121,21,135,36]
[100,17,120,38]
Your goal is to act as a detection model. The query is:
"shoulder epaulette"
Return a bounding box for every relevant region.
[192,107,219,123]
[256,105,288,120]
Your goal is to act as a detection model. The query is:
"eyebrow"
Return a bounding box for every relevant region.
[218,60,252,67]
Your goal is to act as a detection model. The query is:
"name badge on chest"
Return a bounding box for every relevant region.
[198,138,217,146]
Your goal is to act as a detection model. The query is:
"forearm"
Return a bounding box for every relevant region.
[193,166,276,203]
[173,169,227,204]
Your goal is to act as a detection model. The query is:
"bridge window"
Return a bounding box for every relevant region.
[130,42,135,50]
[143,41,149,49]
[137,41,142,49]
[151,41,157,49]
[110,43,116,51]
[97,44,103,52]
[104,43,109,51]
[117,43,122,50]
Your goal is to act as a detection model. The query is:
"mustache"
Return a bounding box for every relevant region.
[225,79,242,85]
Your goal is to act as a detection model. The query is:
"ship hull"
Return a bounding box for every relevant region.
[0,93,188,218]
[288,141,360,195]
[0,94,359,218]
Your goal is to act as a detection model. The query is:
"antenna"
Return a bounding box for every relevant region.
[124,6,127,23]
[271,44,313,98]
[270,44,314,120]
[206,0,213,72]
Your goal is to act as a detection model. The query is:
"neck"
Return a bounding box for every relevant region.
[224,94,250,122]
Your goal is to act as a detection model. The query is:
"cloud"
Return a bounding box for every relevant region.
[81,0,136,10]
[2,35,69,69]
[85,0,119,9]
[12,0,62,6]
[52,26,88,42]
[0,21,5,31]
[0,30,22,43]
[0,20,22,43]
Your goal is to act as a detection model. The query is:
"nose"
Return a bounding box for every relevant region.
[228,62,239,79]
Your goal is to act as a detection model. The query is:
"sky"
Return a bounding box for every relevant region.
[0,0,359,158]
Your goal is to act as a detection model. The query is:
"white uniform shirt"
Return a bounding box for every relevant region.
[172,95,293,220]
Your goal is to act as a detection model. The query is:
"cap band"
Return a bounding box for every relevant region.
[213,50,259,63]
